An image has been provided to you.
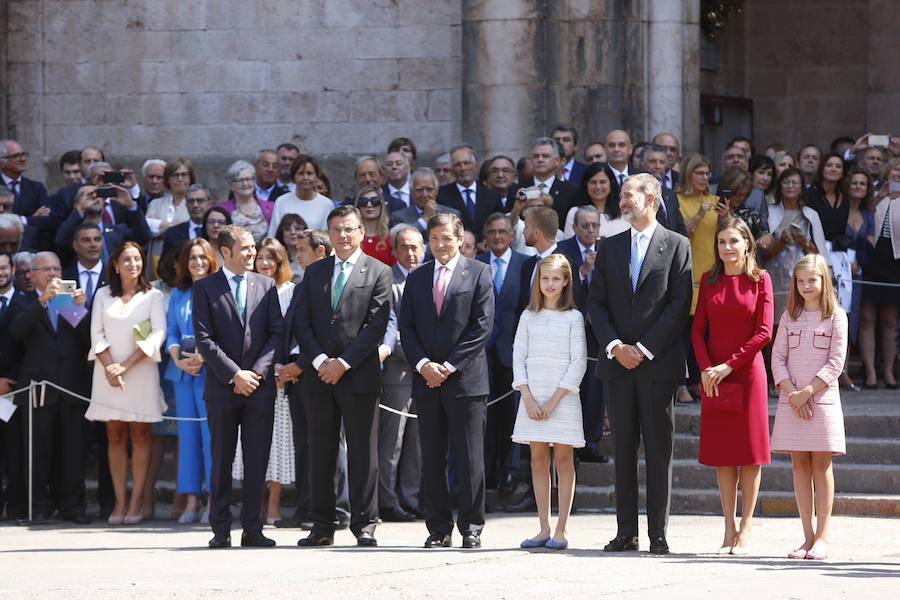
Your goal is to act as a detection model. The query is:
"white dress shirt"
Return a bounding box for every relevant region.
[77,261,103,294]
[609,165,630,186]
[604,221,658,361]
[533,175,556,192]
[562,158,575,181]
[416,251,463,374]
[387,182,411,208]
[312,248,364,372]
[530,242,559,286]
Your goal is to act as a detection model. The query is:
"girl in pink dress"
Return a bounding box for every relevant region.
[770,253,847,561]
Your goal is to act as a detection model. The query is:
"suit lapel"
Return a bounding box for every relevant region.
[421,261,438,319]
[442,256,469,316]
[636,226,668,291]
[336,254,368,315]
[216,270,242,323]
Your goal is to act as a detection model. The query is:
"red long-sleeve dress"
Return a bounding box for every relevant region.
[692,271,775,466]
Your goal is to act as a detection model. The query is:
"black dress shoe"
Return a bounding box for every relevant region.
[498,473,518,496]
[402,505,426,520]
[462,532,481,548]
[99,504,114,520]
[603,535,639,552]
[241,531,276,548]
[335,519,350,530]
[380,506,416,522]
[356,532,378,547]
[579,447,610,463]
[649,536,670,554]
[60,513,92,525]
[208,533,232,549]
[504,490,537,513]
[297,532,334,547]
[424,533,452,548]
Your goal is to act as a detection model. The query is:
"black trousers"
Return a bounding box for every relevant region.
[304,384,378,537]
[207,394,274,536]
[581,327,606,447]
[605,374,676,540]
[483,346,515,488]
[287,382,311,519]
[418,392,486,536]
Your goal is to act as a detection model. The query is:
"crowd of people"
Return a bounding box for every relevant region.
[0,126,898,559]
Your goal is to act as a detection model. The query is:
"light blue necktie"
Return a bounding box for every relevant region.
[493,257,505,295]
[332,261,350,311]
[233,275,246,321]
[583,248,593,285]
[84,271,95,304]
[630,234,643,292]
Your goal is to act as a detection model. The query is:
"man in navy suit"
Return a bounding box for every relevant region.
[254,149,290,202]
[556,206,609,464]
[399,213,494,549]
[588,173,692,555]
[651,132,681,191]
[508,138,580,228]
[194,225,284,549]
[161,184,213,259]
[382,150,412,212]
[641,145,687,236]
[389,168,462,234]
[436,145,503,242]
[553,124,588,185]
[477,213,527,494]
[484,156,519,212]
[293,206,392,548]
[1,139,54,251]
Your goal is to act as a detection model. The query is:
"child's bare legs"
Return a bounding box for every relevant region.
[809,452,835,554]
[529,442,552,541]
[267,482,283,523]
[552,445,575,542]
[734,465,761,549]
[716,467,739,549]
[791,451,815,552]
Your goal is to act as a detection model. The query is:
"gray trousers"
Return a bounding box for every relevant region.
[378,365,421,511]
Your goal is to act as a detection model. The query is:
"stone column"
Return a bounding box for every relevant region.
[681,0,701,154]
[647,0,684,144]
[461,0,544,158]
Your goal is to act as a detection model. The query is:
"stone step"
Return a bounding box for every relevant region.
[673,408,900,439]
[670,434,900,465]
[572,486,900,518]
[576,459,900,495]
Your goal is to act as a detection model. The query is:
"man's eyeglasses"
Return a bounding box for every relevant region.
[2,152,29,160]
[329,226,362,235]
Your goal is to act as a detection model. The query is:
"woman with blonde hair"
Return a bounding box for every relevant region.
[354,186,395,266]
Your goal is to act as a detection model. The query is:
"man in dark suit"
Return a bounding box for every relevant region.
[606,129,637,187]
[255,149,291,202]
[436,145,503,242]
[378,225,426,522]
[294,206,392,547]
[54,185,151,268]
[389,168,461,234]
[477,213,527,494]
[193,225,284,549]
[557,207,609,464]
[641,145,688,236]
[382,150,412,212]
[553,123,588,185]
[651,132,681,191]
[509,138,579,228]
[1,139,54,251]
[161,184,213,259]
[484,156,519,212]
[588,173,692,555]
[399,213,494,549]
[9,251,92,523]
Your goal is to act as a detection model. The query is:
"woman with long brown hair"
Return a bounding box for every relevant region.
[354,185,396,266]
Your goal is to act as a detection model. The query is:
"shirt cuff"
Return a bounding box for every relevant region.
[130,184,141,200]
[605,339,623,359]
[19,215,28,226]
[290,345,300,355]
[337,358,350,370]
[379,344,392,358]
[442,361,457,373]
[636,342,655,360]
[312,354,328,371]
[417,217,428,231]
[415,358,430,373]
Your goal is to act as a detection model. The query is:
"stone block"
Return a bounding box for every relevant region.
[45,62,105,94]
[867,94,900,134]
[7,0,42,32]
[354,26,454,60]
[138,0,207,31]
[140,94,184,125]
[6,32,41,63]
[42,124,98,156]
[319,59,399,91]
[397,0,460,26]
[206,60,269,92]
[261,0,326,30]
[869,35,900,92]
[398,58,461,91]
[98,30,175,62]
[169,30,239,60]
[7,93,43,126]
[320,0,399,28]
[426,89,462,122]
[205,0,266,31]
[43,94,83,125]
[42,0,94,32]
[6,62,44,94]
[225,92,278,124]
[269,61,324,92]
[461,0,540,21]
[182,93,232,125]
[42,32,101,64]
[461,19,542,86]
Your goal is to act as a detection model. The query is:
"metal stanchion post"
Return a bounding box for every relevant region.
[27,381,33,523]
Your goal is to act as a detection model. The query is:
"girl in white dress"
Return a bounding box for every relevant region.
[511,254,587,550]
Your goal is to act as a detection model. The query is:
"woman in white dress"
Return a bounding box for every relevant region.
[86,242,166,525]
[511,254,587,550]
[232,238,296,524]
[267,155,334,236]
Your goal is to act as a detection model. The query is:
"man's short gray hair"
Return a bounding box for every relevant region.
[435,153,451,166]
[641,144,669,165]
[574,204,601,227]
[411,167,439,189]
[626,172,662,210]
[533,137,565,158]
[391,224,424,248]
[187,183,210,195]
[141,159,166,177]
[354,155,384,176]
[86,162,113,181]
[12,251,34,269]
[448,144,477,163]
[0,213,25,233]
[226,160,255,182]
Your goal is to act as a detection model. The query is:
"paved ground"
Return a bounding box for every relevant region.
[2,513,898,599]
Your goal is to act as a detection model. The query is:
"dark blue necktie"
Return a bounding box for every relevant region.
[465,189,476,222]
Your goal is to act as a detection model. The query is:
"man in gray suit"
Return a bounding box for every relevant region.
[378,225,426,522]
[294,206,392,547]
[588,173,692,555]
[389,167,461,234]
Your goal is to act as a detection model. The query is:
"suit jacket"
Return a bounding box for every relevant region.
[161,221,206,260]
[193,270,284,401]
[294,252,392,394]
[566,160,588,186]
[516,246,583,319]
[657,187,688,236]
[8,291,92,405]
[587,226,693,381]
[163,286,197,383]
[381,184,411,213]
[11,176,53,251]
[55,205,152,267]
[0,290,32,381]
[61,265,107,309]
[476,250,527,367]
[388,204,462,233]
[399,256,494,399]
[509,178,579,231]
[555,236,598,314]
[436,183,503,240]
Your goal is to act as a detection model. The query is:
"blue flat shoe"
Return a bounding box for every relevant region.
[520,537,549,549]
[545,538,568,550]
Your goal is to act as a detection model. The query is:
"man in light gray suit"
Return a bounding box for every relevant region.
[389,168,461,234]
[378,225,426,521]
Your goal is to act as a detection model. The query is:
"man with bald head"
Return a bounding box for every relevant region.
[255,149,290,202]
[383,151,412,211]
[651,132,681,190]
[436,145,503,241]
[345,156,387,205]
[606,130,635,187]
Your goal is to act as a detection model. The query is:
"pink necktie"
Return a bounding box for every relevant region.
[434,265,449,315]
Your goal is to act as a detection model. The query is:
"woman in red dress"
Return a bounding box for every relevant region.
[354,186,396,266]
[692,215,774,556]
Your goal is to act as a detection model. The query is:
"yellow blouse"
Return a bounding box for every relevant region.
[679,193,720,313]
